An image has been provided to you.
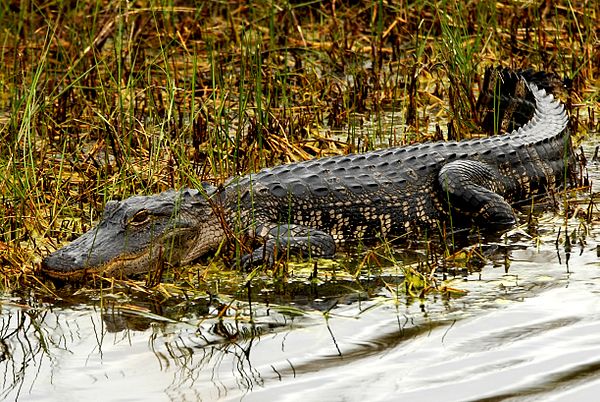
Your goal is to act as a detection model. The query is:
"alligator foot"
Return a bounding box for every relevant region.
[438,159,517,228]
[241,224,336,268]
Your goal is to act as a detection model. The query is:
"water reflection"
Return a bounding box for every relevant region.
[3,164,600,401]
[2,231,591,402]
[1,308,49,401]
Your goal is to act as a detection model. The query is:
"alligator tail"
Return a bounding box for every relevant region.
[477,67,566,135]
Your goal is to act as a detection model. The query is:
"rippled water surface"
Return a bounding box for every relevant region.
[3,143,600,402]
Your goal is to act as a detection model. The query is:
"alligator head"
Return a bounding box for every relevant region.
[42,186,225,280]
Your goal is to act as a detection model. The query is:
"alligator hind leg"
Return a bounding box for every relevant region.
[438,160,516,228]
[242,224,336,267]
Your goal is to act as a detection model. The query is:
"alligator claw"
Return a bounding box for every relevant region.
[240,226,336,270]
[241,248,273,270]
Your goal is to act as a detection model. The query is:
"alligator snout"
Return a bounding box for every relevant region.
[42,249,82,272]
[41,232,106,279]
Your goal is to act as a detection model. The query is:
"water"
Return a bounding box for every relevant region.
[2,144,600,401]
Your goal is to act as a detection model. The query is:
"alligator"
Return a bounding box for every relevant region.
[42,67,575,280]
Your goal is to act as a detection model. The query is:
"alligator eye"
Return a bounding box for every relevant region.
[129,210,151,226]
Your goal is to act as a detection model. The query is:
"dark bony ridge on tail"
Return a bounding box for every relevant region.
[477,67,568,135]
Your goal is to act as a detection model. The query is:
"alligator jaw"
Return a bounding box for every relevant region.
[41,187,226,281]
[41,225,216,280]
[41,227,166,280]
[41,246,160,281]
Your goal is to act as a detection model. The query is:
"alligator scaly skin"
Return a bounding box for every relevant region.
[42,68,574,279]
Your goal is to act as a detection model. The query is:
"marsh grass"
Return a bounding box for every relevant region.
[0,1,598,301]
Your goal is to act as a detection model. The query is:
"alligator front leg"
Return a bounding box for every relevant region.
[242,224,336,267]
[438,160,517,228]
